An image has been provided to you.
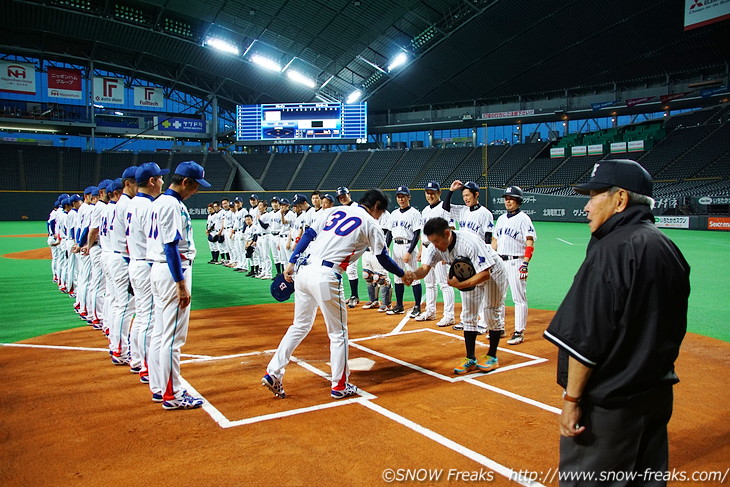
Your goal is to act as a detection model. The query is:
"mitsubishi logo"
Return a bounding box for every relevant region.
[689,0,703,9]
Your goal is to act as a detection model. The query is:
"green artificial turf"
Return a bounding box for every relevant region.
[1,220,727,343]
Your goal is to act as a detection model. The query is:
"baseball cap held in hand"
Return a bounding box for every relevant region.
[574,159,652,197]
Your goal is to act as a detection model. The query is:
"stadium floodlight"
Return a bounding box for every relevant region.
[203,37,240,56]
[388,52,408,71]
[251,53,282,72]
[346,90,362,104]
[286,70,316,89]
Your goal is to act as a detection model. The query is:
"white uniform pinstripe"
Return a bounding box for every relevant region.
[421,202,455,320]
[388,206,422,285]
[423,231,506,332]
[493,210,536,332]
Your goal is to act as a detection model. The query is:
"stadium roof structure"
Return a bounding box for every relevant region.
[1,0,729,113]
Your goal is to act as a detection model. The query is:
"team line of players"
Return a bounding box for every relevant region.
[203,181,537,347]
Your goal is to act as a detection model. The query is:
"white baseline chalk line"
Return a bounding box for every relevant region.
[360,401,546,487]
[0,342,212,359]
[557,238,574,245]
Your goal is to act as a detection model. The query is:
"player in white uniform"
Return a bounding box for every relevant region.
[56,198,71,292]
[385,186,423,318]
[406,217,507,374]
[263,189,407,399]
[276,198,295,268]
[99,179,122,336]
[74,187,95,320]
[47,197,64,284]
[444,180,495,332]
[64,194,82,298]
[107,166,138,365]
[205,203,219,264]
[416,181,456,326]
[247,195,262,275]
[81,181,108,329]
[147,161,209,409]
[255,200,274,279]
[335,187,363,308]
[127,162,168,384]
[492,186,536,345]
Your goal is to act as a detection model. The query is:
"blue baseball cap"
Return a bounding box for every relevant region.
[122,166,138,180]
[322,194,335,203]
[250,194,258,200]
[174,161,211,188]
[135,162,170,183]
[61,197,71,207]
[97,180,108,191]
[396,186,410,196]
[91,187,100,197]
[463,181,480,192]
[425,181,440,192]
[270,273,295,302]
[336,186,350,196]
[271,196,280,203]
[58,193,69,201]
[84,186,95,195]
[70,194,83,203]
[279,198,290,206]
[107,179,123,193]
[291,194,308,205]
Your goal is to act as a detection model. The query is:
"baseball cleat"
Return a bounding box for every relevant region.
[415,311,435,322]
[331,383,358,399]
[408,306,421,319]
[377,304,389,312]
[386,305,405,315]
[507,331,524,345]
[347,296,359,308]
[477,355,499,372]
[110,354,130,366]
[129,366,142,374]
[139,375,150,384]
[361,301,379,309]
[151,393,163,403]
[436,316,455,327]
[162,391,204,410]
[262,373,286,398]
[452,323,464,331]
[454,357,478,375]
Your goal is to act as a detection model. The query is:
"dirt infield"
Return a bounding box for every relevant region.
[1,304,728,486]
[2,247,52,260]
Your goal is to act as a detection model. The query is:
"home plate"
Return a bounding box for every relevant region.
[328,357,375,371]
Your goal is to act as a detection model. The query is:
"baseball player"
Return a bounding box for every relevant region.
[310,190,322,211]
[274,198,296,274]
[81,181,109,328]
[218,198,232,264]
[147,161,209,409]
[255,199,274,279]
[55,197,71,292]
[64,194,83,298]
[336,187,362,308]
[47,197,64,283]
[443,180,495,332]
[127,162,168,383]
[263,189,407,399]
[107,166,138,365]
[99,179,123,336]
[417,181,456,326]
[242,214,257,273]
[406,217,507,374]
[205,203,219,264]
[385,186,423,317]
[74,187,96,319]
[492,186,536,345]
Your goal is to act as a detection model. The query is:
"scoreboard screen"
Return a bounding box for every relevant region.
[236,102,367,145]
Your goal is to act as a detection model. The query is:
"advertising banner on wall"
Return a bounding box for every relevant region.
[571,145,587,156]
[133,86,164,108]
[47,68,82,100]
[93,76,125,104]
[587,144,604,156]
[610,142,627,153]
[627,140,645,152]
[550,147,565,158]
[0,60,36,95]
[154,116,206,133]
[684,0,730,30]
[707,217,730,231]
[480,109,535,119]
[655,216,690,229]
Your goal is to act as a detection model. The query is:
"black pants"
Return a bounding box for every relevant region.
[559,386,673,487]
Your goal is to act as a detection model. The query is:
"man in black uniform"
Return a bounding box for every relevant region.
[544,159,690,486]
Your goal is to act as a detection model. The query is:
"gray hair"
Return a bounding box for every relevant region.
[607,186,655,209]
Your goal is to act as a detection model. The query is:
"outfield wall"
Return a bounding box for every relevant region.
[0,189,723,231]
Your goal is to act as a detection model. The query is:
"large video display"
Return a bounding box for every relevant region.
[237,102,366,145]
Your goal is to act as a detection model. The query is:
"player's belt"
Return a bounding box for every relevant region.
[394,238,411,244]
[321,260,343,275]
[500,255,522,261]
[271,231,280,236]
[422,241,430,247]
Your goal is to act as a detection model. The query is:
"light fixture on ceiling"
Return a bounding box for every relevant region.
[387,52,408,72]
[251,54,282,72]
[346,90,362,104]
[203,37,240,56]
[286,70,316,89]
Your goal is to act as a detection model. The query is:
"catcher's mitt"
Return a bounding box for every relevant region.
[448,256,476,291]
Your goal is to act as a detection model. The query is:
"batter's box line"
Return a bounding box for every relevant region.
[347,340,558,414]
[184,355,377,429]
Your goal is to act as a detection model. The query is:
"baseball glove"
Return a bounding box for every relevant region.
[448,256,477,291]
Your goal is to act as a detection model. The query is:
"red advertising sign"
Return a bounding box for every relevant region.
[47,68,83,100]
[708,217,730,231]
